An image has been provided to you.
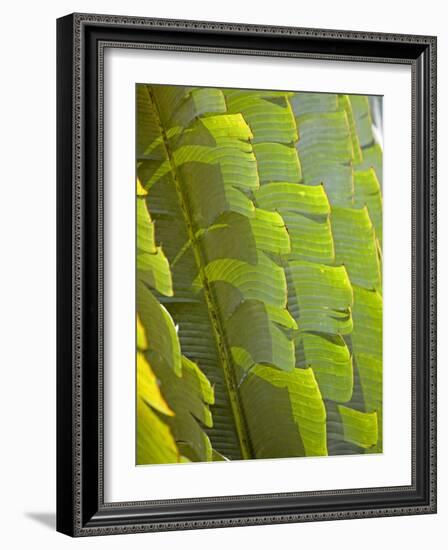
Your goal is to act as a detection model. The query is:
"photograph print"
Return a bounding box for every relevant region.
[136,84,383,465]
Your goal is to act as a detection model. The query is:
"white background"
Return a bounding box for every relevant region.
[105,49,412,501]
[0,1,445,549]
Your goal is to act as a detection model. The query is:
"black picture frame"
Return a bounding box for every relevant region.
[57,13,437,537]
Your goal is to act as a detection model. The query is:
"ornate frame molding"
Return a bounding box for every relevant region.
[57,13,437,537]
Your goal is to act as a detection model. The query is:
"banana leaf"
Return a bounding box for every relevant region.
[136,84,383,462]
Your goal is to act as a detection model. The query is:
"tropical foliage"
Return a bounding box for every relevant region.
[136,84,383,463]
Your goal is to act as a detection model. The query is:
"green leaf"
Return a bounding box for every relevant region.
[338,94,363,163]
[350,286,383,451]
[295,108,354,161]
[288,92,382,454]
[356,143,383,186]
[349,94,374,148]
[137,283,216,464]
[283,212,335,264]
[137,196,173,297]
[240,365,327,458]
[138,84,316,461]
[143,168,243,458]
[136,312,216,465]
[254,181,330,217]
[296,333,353,403]
[137,396,179,465]
[293,110,354,206]
[289,92,339,117]
[137,281,182,376]
[227,300,296,372]
[196,253,288,316]
[331,205,381,290]
[165,88,227,130]
[137,351,174,417]
[225,89,298,144]
[354,168,383,245]
[136,153,216,463]
[254,182,334,264]
[147,352,215,462]
[136,84,383,463]
[337,406,378,449]
[136,334,179,464]
[253,143,302,183]
[287,261,353,334]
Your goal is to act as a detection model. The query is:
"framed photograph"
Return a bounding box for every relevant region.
[56,13,437,536]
